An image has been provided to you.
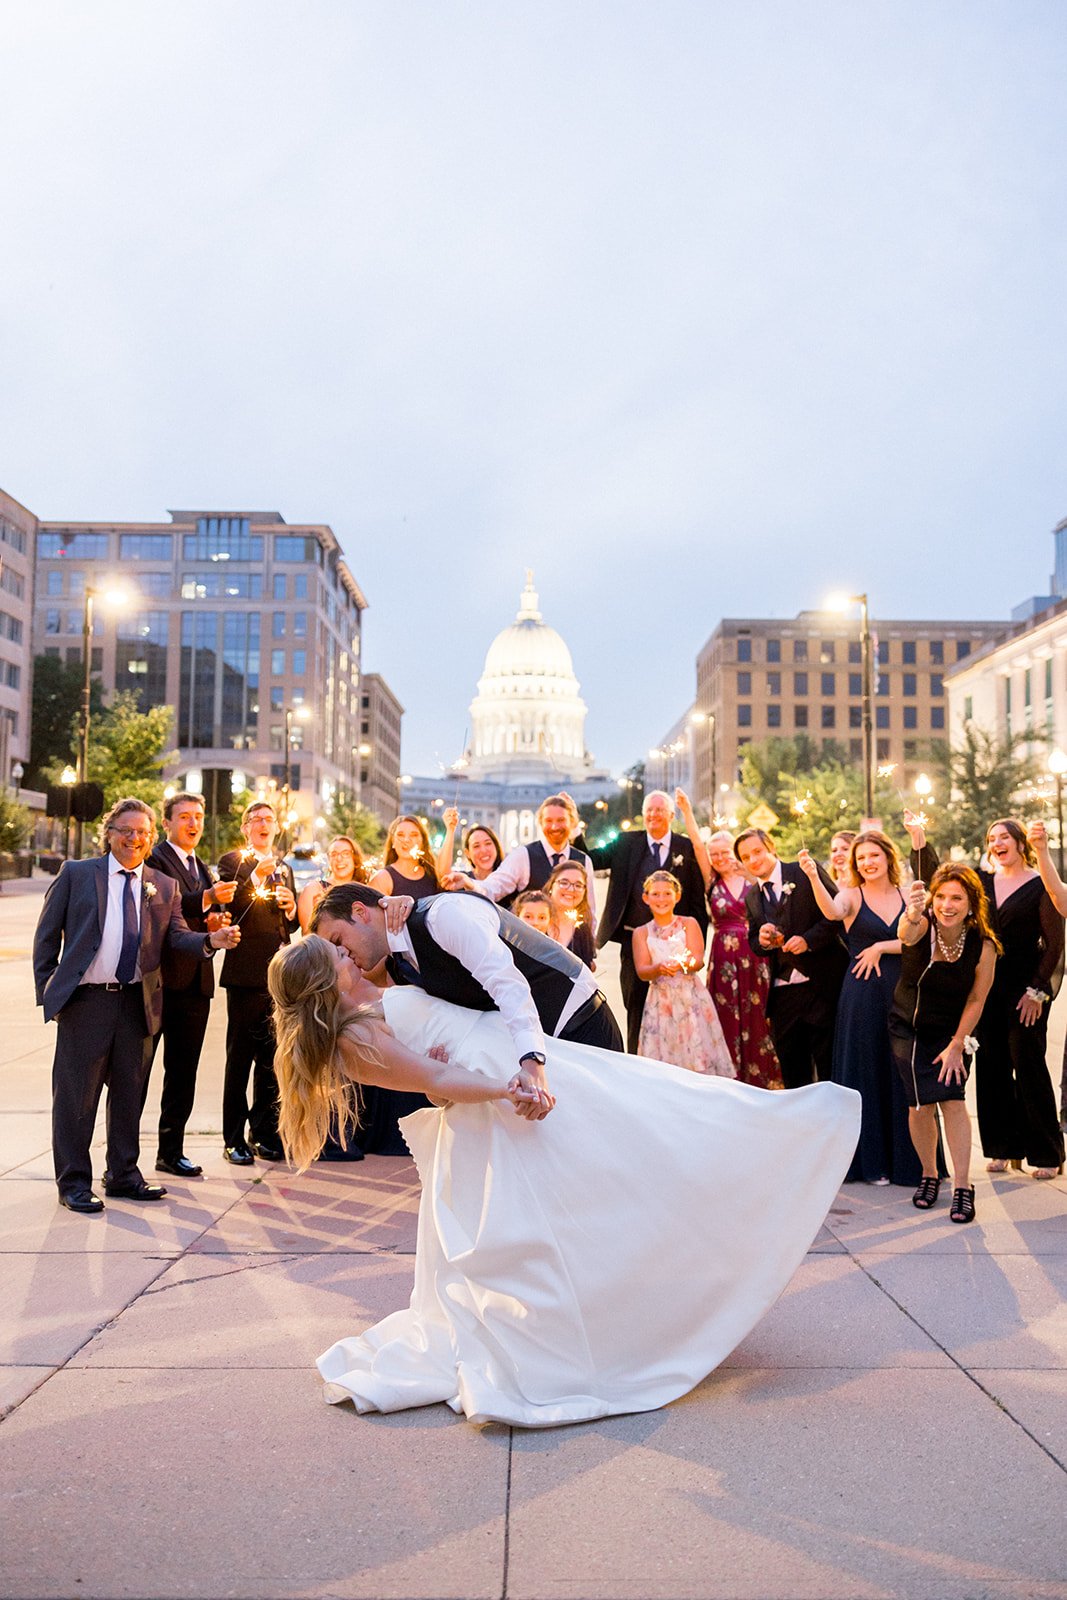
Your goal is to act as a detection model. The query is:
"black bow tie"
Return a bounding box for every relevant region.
[386,952,424,989]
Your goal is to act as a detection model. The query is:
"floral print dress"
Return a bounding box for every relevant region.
[638,919,736,1076]
[707,878,783,1089]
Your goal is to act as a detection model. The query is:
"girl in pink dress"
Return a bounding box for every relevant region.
[633,871,735,1075]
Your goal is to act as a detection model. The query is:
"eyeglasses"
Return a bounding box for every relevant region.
[112,828,154,842]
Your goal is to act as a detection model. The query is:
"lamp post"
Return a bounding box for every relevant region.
[827,591,874,823]
[60,766,76,859]
[281,704,312,851]
[1048,749,1067,875]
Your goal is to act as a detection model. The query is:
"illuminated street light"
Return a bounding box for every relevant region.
[826,590,874,821]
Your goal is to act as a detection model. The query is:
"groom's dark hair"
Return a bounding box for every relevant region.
[310,882,383,931]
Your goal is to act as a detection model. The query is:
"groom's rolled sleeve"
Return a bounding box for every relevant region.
[425,894,545,1060]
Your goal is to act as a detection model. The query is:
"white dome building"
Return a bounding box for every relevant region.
[405,572,615,849]
[467,572,591,782]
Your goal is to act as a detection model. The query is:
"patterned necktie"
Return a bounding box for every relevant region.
[116,870,140,984]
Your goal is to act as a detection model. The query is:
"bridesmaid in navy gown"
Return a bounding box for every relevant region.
[799,831,926,1186]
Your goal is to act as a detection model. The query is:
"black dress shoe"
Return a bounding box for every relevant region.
[155,1155,203,1177]
[103,1181,167,1201]
[59,1190,104,1214]
[224,1144,255,1165]
[249,1141,285,1162]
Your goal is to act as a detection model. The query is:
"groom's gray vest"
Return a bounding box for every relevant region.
[404,896,585,1036]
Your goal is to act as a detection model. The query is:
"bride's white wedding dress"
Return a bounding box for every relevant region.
[318,988,860,1428]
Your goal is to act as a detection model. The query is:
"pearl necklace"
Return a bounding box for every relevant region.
[934,924,966,963]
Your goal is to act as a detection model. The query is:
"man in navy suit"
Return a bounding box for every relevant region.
[147,791,239,1178]
[32,797,240,1214]
[578,790,708,1052]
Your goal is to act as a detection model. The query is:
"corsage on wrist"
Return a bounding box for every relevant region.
[1024,987,1049,1008]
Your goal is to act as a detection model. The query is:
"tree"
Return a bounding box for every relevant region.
[40,692,178,822]
[326,790,386,856]
[27,654,104,786]
[0,790,32,855]
[736,737,907,858]
[935,723,1045,861]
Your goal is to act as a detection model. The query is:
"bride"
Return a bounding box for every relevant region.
[268,935,861,1429]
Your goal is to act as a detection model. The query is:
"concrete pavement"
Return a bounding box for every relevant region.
[1,879,1066,1600]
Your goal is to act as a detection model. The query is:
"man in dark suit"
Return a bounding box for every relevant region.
[32,797,240,1214]
[736,828,848,1089]
[216,799,298,1165]
[147,790,240,1178]
[579,790,708,1052]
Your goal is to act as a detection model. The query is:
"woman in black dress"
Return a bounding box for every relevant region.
[890,865,999,1223]
[370,814,440,902]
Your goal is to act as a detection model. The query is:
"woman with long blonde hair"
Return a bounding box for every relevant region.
[264,932,860,1430]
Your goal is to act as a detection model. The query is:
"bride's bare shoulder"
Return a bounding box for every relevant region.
[336,1015,397,1082]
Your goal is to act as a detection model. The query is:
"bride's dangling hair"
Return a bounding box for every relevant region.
[268,936,383,1172]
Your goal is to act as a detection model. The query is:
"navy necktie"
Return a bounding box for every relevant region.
[387,951,425,989]
[116,870,140,984]
[650,841,662,868]
[763,881,779,911]
[551,851,564,868]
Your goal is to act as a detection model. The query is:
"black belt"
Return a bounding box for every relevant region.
[563,990,605,1033]
[80,981,140,993]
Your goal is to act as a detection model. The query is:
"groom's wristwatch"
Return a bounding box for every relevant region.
[519,1052,546,1069]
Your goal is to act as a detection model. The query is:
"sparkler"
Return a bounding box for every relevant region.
[791,789,812,850]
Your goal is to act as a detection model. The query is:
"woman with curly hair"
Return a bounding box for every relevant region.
[890,865,999,1223]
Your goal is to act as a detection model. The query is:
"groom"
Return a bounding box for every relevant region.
[312,883,624,1117]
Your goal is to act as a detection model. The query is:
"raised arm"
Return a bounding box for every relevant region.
[1027,820,1067,916]
[797,849,853,921]
[674,788,712,891]
[897,880,930,945]
[435,807,461,880]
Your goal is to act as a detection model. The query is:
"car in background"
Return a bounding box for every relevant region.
[285,844,326,894]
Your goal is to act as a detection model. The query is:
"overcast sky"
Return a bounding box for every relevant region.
[2,2,1065,778]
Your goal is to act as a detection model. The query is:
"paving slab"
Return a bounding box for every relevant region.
[825,1173,1067,1255]
[0,1251,170,1365]
[0,1174,252,1254]
[0,1109,50,1174]
[0,1364,53,1418]
[506,1368,1067,1600]
[857,1253,1067,1369]
[72,1251,414,1369]
[187,1158,420,1254]
[0,1367,508,1600]
[723,1253,950,1370]
[970,1368,1067,1467]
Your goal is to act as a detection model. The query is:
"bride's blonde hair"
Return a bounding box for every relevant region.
[267,935,383,1172]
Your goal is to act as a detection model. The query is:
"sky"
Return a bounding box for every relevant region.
[2,2,1065,779]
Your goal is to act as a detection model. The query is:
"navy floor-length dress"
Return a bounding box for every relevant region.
[832,892,926,1185]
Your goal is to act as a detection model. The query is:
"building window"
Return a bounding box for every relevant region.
[963,695,973,721]
[903,706,917,730]
[183,517,262,563]
[931,706,945,730]
[116,611,168,711]
[292,649,306,677]
[902,673,916,697]
[274,535,320,562]
[220,611,261,749]
[820,641,835,664]
[849,706,862,728]
[293,611,308,637]
[273,574,286,600]
[737,670,751,695]
[821,672,835,696]
[877,737,890,759]
[3,662,20,689]
[767,704,781,728]
[1025,668,1032,708]
[930,673,943,697]
[294,574,309,600]
[119,533,173,560]
[794,705,808,728]
[0,517,27,555]
[794,672,808,695]
[66,611,82,635]
[848,672,862,696]
[38,532,110,559]
[821,705,836,729]
[904,740,918,760]
[270,686,284,711]
[877,640,889,665]
[766,639,781,663]
[271,648,285,676]
[1046,659,1054,699]
[956,640,971,660]
[848,641,861,664]
[929,640,944,664]
[877,675,890,696]
[876,706,890,729]
[135,572,174,597]
[46,571,63,596]
[0,612,24,644]
[903,641,916,665]
[272,612,286,637]
[181,571,262,599]
[736,637,752,662]
[850,738,863,760]
[794,639,808,661]
[767,671,780,695]
[738,704,752,727]
[180,611,218,747]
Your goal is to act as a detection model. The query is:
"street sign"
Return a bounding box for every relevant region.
[747,802,780,830]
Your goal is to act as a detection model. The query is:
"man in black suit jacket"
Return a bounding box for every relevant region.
[216,800,298,1164]
[147,791,240,1177]
[32,797,239,1213]
[579,790,708,1052]
[736,828,848,1089]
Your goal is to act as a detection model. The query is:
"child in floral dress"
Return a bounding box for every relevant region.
[632,871,735,1075]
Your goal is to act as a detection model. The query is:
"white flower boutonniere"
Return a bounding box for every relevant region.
[671,853,684,868]
[781,882,796,898]
[143,882,157,901]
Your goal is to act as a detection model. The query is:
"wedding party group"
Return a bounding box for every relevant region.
[28,779,1065,1426]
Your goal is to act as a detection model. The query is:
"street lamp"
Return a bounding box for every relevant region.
[281,704,312,850]
[75,580,133,856]
[1048,749,1067,874]
[827,591,874,822]
[60,765,76,859]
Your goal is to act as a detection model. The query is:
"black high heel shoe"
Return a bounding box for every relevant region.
[950,1186,976,1224]
[912,1176,941,1210]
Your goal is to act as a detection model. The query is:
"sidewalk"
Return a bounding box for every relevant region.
[1,884,1065,1600]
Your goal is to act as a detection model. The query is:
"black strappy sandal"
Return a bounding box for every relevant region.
[950,1186,976,1224]
[912,1176,941,1210]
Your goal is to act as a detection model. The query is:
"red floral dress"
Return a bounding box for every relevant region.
[707,877,783,1089]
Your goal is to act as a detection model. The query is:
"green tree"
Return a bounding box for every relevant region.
[934,724,1045,861]
[736,737,907,858]
[0,790,33,854]
[27,654,104,786]
[40,692,178,822]
[326,790,386,856]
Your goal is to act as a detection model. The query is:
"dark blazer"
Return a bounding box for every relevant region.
[32,854,211,1033]
[148,840,215,996]
[216,849,297,989]
[579,829,708,949]
[744,861,848,1015]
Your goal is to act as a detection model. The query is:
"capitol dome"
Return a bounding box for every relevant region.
[466,572,593,782]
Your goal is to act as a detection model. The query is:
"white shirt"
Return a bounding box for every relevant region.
[759,862,808,986]
[164,840,194,875]
[645,832,672,867]
[82,855,145,985]
[464,834,598,935]
[388,892,597,1059]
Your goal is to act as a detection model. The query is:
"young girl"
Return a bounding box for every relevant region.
[513,889,557,937]
[632,871,735,1075]
[546,860,597,969]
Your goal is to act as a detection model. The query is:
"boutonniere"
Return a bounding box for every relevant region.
[781,882,796,898]
[143,882,158,901]
[672,853,684,868]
